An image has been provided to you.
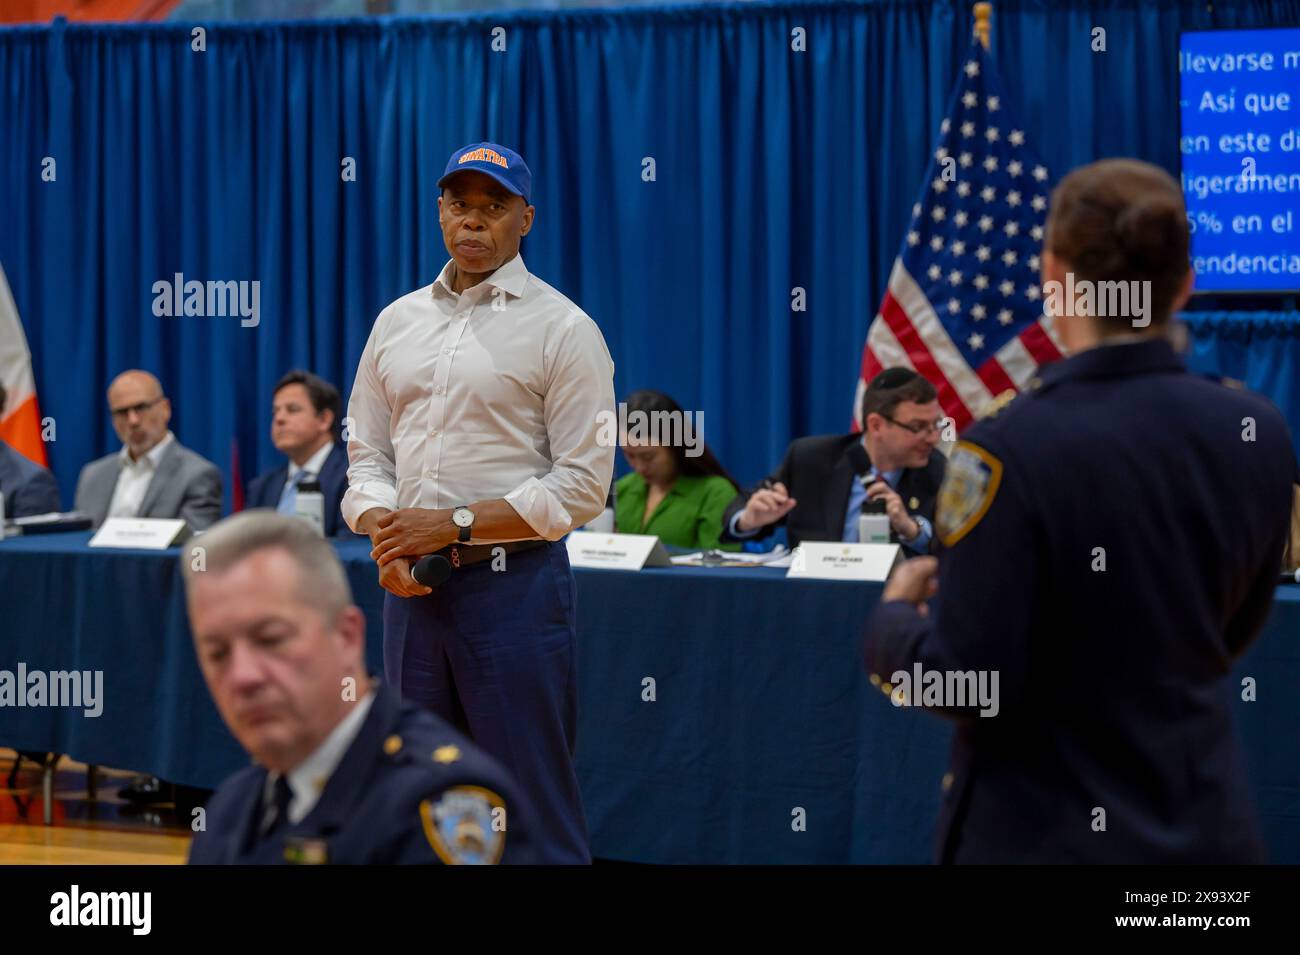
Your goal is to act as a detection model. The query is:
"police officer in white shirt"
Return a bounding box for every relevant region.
[343,142,615,864]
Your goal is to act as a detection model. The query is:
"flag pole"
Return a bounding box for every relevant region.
[973,2,992,50]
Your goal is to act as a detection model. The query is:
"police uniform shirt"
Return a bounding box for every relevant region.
[864,337,1295,864]
[260,690,374,831]
[188,683,537,865]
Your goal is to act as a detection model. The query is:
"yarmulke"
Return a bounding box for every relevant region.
[868,367,921,391]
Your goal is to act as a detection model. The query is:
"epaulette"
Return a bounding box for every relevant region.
[978,388,1018,420]
[382,732,464,769]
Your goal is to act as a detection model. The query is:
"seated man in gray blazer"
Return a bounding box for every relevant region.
[0,379,61,518]
[75,369,222,531]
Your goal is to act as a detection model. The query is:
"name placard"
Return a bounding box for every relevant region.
[565,531,672,571]
[89,517,189,550]
[786,541,901,582]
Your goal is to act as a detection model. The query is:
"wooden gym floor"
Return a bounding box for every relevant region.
[0,749,191,864]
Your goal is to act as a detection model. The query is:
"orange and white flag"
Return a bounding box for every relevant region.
[0,263,48,466]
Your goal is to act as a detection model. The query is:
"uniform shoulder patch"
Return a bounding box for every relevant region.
[936,440,1003,547]
[419,786,507,865]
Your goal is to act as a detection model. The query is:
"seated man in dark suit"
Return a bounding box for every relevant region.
[74,369,222,530]
[722,368,946,554]
[0,379,60,518]
[184,512,535,864]
[246,370,352,536]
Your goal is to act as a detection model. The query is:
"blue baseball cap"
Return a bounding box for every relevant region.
[437,142,532,204]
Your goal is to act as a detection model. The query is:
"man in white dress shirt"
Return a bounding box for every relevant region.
[343,142,615,863]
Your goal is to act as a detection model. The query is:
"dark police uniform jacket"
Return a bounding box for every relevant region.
[721,433,945,553]
[188,683,536,864]
[864,338,1294,864]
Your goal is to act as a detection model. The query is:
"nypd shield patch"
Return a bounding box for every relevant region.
[420,786,507,865]
[936,441,1003,547]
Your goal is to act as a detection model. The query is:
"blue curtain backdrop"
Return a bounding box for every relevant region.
[1,0,1299,510]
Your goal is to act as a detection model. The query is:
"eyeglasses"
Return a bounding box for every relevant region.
[881,414,943,436]
[110,396,165,419]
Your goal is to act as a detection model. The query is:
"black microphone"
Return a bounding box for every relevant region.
[1279,568,1300,585]
[412,554,453,588]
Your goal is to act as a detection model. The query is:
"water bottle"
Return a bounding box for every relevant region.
[294,479,325,536]
[858,497,891,544]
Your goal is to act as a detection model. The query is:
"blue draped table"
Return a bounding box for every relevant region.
[1,532,1297,863]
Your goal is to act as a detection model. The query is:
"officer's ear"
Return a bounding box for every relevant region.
[335,605,367,661]
[520,204,535,237]
[1040,249,1067,289]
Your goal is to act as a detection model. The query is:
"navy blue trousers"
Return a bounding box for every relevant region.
[382,542,590,864]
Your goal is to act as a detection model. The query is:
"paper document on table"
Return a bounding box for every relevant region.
[670,546,792,568]
[12,511,64,523]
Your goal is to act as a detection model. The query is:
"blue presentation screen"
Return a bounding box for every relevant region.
[1179,29,1300,293]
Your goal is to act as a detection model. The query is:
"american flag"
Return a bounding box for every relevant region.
[855,41,1063,432]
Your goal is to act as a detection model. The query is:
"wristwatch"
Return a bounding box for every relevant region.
[451,506,475,543]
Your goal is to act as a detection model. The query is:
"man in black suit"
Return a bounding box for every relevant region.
[722,368,945,554]
[246,370,352,536]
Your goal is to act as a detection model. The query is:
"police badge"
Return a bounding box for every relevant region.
[419,786,507,865]
[936,441,1003,547]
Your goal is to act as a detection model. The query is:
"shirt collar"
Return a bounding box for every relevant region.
[432,253,529,302]
[271,689,376,818]
[119,430,174,469]
[288,441,333,482]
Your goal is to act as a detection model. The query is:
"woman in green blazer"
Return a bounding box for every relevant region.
[614,390,741,551]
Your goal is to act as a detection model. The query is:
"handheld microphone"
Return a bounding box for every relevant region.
[855,449,890,541]
[412,554,453,588]
[1279,568,1300,585]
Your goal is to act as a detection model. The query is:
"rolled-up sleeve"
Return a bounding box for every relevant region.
[503,312,615,540]
[342,310,400,531]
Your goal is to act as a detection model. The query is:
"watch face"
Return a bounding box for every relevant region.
[452,507,474,528]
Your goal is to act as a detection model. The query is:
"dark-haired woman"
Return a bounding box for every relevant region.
[865,158,1295,863]
[614,390,740,551]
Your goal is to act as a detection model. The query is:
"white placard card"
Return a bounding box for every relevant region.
[565,531,672,570]
[786,541,901,582]
[89,517,190,550]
